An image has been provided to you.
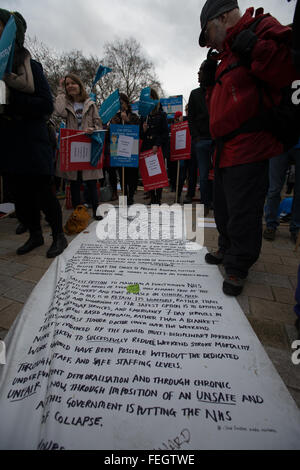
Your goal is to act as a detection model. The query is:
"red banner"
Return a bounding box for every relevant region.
[139,148,169,191]
[170,121,191,161]
[60,129,104,172]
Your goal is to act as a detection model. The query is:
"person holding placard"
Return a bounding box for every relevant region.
[0,9,67,258]
[140,89,169,205]
[174,110,194,202]
[110,93,140,205]
[54,73,103,219]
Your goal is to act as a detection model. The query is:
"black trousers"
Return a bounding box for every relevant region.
[12,174,63,236]
[150,188,162,204]
[118,167,138,202]
[107,167,118,193]
[213,160,269,278]
[70,172,99,215]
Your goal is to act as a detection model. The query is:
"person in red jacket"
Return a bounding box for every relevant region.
[199,0,297,296]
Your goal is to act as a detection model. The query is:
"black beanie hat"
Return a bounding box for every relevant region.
[0,9,27,47]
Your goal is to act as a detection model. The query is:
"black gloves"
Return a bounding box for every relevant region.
[200,48,218,87]
[231,29,258,64]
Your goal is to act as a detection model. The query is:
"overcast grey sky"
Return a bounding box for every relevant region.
[1,0,297,104]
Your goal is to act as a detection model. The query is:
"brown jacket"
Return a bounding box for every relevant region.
[54,88,103,180]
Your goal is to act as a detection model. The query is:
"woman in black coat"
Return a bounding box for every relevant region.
[140,88,169,205]
[0,9,67,258]
[111,93,140,205]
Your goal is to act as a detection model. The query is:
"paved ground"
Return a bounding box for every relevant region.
[0,188,300,409]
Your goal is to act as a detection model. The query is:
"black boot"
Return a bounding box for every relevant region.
[46,233,68,259]
[16,223,27,235]
[17,231,44,255]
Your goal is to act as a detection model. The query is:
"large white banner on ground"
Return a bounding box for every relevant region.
[0,210,299,450]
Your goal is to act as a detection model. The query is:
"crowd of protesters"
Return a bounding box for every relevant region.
[0,1,300,338]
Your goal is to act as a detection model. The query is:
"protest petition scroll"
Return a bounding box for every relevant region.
[0,212,300,450]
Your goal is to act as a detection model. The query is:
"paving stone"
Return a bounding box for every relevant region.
[289,276,298,290]
[0,301,23,329]
[0,260,28,276]
[250,262,266,273]
[272,286,295,305]
[243,282,274,300]
[3,280,35,303]
[0,250,51,266]
[249,298,296,325]
[0,274,34,292]
[247,317,289,350]
[0,246,16,256]
[15,267,47,283]
[280,256,300,267]
[285,323,299,346]
[0,239,20,250]
[22,255,53,270]
[260,254,283,264]
[247,271,292,288]
[265,346,300,391]
[260,243,284,255]
[0,297,13,312]
[264,263,298,277]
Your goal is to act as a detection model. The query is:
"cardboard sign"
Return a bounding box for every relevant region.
[139,148,169,191]
[170,121,191,161]
[60,129,104,172]
[110,124,139,168]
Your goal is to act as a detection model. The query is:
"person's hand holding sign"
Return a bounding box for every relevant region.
[85,127,94,135]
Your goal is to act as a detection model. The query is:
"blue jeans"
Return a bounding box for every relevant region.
[187,139,212,206]
[264,148,300,234]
